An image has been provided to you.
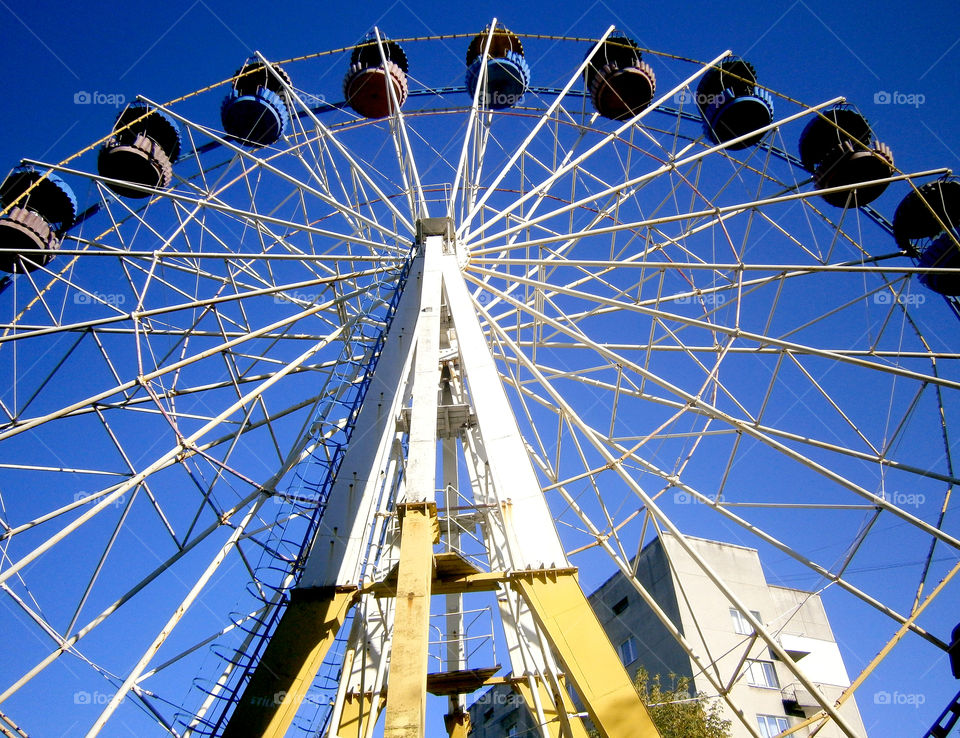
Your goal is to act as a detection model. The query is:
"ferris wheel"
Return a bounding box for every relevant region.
[0,21,958,738]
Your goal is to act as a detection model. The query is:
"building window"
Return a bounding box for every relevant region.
[745,659,780,688]
[618,636,638,664]
[730,608,762,635]
[612,596,629,615]
[757,714,789,737]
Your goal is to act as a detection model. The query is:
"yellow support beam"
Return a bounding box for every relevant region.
[512,570,661,738]
[443,709,471,738]
[337,692,384,738]
[550,677,593,738]
[383,501,437,738]
[513,678,591,738]
[222,586,356,738]
[366,567,507,598]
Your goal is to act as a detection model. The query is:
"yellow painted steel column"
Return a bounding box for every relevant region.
[512,571,661,738]
[550,677,592,738]
[443,709,471,738]
[513,679,591,738]
[383,502,438,737]
[223,586,356,738]
[337,692,384,738]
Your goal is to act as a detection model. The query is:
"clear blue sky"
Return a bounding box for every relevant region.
[1,0,957,176]
[0,1,958,737]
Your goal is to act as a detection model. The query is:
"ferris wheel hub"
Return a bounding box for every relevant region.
[415,217,467,266]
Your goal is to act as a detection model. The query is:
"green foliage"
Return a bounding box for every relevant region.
[633,667,731,738]
[588,666,731,738]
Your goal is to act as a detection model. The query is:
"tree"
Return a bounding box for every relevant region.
[632,667,731,738]
[588,666,731,738]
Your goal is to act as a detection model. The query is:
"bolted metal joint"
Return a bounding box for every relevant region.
[397,499,440,544]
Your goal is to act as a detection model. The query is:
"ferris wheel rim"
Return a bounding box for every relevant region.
[0,26,955,738]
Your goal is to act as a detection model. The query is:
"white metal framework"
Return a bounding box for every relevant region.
[0,24,957,738]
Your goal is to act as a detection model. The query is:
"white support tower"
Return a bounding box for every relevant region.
[222,220,661,738]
